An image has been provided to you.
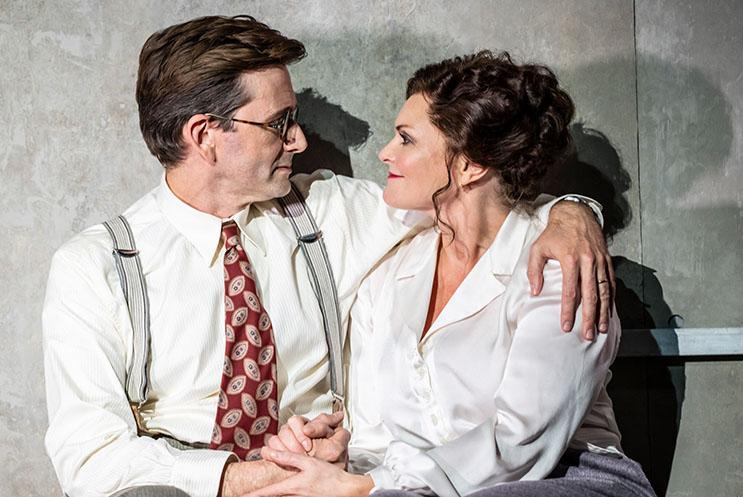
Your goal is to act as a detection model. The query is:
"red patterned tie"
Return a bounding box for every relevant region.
[210,220,279,460]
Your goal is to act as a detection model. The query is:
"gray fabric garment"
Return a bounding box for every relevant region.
[110,486,191,497]
[372,450,657,497]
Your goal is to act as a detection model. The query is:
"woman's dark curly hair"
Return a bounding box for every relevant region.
[406,50,575,224]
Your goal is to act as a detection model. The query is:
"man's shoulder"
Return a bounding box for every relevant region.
[290,169,382,205]
[52,186,162,268]
[286,170,397,230]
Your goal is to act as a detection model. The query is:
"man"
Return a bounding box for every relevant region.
[43,15,614,497]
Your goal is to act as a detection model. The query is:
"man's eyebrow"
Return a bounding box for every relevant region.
[264,106,294,121]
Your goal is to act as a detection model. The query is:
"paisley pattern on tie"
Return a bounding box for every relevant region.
[210,221,279,460]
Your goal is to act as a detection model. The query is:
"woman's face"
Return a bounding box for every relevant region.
[378,93,451,213]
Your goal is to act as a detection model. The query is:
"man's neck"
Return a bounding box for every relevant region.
[166,166,250,219]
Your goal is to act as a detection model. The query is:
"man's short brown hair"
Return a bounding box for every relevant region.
[136,15,306,167]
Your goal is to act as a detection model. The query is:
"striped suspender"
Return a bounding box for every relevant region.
[105,183,345,415]
[103,215,151,407]
[277,183,345,413]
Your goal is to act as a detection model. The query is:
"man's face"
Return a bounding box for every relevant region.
[213,66,307,203]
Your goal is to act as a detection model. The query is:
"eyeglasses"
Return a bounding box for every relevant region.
[206,107,299,142]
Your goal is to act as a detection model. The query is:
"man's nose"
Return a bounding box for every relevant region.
[284,123,308,153]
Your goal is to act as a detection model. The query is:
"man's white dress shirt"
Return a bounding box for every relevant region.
[42,171,419,497]
[347,208,622,497]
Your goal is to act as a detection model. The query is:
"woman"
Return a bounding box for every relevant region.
[249,51,655,497]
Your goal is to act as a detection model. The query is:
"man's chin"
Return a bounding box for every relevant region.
[273,176,293,199]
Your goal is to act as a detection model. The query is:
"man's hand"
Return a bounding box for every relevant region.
[242,449,373,497]
[220,459,295,497]
[264,411,350,467]
[528,200,615,340]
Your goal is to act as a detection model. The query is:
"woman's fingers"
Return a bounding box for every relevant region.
[241,474,299,497]
[286,415,312,451]
[277,419,309,453]
[303,411,344,438]
[265,434,289,452]
[262,449,315,471]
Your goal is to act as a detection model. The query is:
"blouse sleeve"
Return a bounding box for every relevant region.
[346,270,394,475]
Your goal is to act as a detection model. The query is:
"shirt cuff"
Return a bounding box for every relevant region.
[170,449,236,497]
[560,194,604,227]
[367,465,399,493]
[367,441,456,497]
[536,194,604,228]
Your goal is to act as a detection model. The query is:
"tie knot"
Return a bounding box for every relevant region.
[221,221,241,250]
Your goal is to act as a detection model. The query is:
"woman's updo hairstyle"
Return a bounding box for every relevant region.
[406,50,575,206]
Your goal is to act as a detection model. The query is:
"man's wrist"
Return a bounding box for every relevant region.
[557,195,604,227]
[219,458,296,497]
[218,456,239,497]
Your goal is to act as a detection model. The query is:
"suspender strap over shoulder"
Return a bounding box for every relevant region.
[103,215,151,407]
[278,183,345,413]
[105,183,344,416]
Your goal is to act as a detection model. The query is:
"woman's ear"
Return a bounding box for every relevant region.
[456,156,490,189]
[184,114,218,164]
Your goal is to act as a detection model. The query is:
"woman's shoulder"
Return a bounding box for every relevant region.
[502,210,557,299]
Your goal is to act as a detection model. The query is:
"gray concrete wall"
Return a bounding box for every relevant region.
[0,1,740,496]
[632,3,743,496]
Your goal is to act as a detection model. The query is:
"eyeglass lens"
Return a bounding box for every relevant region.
[281,108,299,141]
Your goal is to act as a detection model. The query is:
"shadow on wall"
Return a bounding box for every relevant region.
[292,31,467,179]
[541,122,675,327]
[292,88,371,178]
[637,52,741,330]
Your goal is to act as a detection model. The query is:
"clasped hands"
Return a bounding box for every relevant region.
[265,411,350,469]
[240,411,373,497]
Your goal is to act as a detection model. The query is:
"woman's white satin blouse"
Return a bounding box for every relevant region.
[347,209,622,497]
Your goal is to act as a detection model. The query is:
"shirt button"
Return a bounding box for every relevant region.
[431,414,439,425]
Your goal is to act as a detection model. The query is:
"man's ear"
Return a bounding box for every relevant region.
[456,156,490,189]
[184,114,218,164]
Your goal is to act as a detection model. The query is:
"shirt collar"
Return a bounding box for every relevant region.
[155,175,252,265]
[395,227,439,280]
[487,208,532,276]
[395,208,532,280]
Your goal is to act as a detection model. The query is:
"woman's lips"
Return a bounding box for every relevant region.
[387,172,403,179]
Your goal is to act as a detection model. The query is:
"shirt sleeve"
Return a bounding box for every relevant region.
[366,260,620,497]
[295,171,429,283]
[42,244,234,497]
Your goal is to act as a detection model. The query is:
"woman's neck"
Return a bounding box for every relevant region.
[437,186,511,271]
